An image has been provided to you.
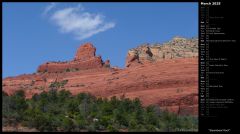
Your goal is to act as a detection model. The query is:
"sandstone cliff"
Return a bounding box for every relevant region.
[37,43,108,73]
[3,38,198,116]
[126,37,198,67]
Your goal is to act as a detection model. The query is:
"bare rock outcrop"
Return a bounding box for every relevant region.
[37,43,106,73]
[74,43,96,61]
[126,36,198,67]
[3,38,198,116]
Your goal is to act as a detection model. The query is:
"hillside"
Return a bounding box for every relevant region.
[2,37,198,116]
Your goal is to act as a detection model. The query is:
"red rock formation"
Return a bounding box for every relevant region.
[125,50,140,67]
[126,37,198,67]
[158,93,198,115]
[3,40,198,116]
[3,58,198,116]
[74,43,96,61]
[37,43,105,73]
[103,60,110,68]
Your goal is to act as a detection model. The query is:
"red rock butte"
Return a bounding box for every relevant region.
[2,37,198,116]
[37,43,106,73]
[74,43,96,61]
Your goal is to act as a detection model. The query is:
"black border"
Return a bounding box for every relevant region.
[2,0,238,133]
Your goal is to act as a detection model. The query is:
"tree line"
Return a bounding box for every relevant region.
[2,81,198,132]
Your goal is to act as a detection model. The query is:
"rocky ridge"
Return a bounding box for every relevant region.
[2,37,198,116]
[126,36,198,67]
[37,43,109,73]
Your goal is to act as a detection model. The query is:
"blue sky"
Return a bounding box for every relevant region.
[3,2,198,78]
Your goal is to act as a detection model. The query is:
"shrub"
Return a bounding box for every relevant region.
[2,90,198,132]
[107,124,119,132]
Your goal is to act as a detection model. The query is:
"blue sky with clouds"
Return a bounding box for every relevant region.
[3,2,198,78]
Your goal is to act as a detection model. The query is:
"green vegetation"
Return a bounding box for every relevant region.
[49,80,68,89]
[103,64,110,68]
[2,89,198,132]
[75,84,85,87]
[3,80,197,132]
[65,68,79,72]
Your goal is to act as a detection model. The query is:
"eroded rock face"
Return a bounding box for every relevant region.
[158,93,198,115]
[126,49,140,67]
[126,37,198,67]
[3,39,198,116]
[74,43,96,61]
[37,43,105,73]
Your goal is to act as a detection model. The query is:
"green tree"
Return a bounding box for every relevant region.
[2,90,198,132]
[58,89,71,102]
[107,124,119,132]
[62,118,74,131]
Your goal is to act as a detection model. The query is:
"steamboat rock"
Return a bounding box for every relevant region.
[3,37,198,116]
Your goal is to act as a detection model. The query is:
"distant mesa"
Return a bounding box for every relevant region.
[37,43,109,73]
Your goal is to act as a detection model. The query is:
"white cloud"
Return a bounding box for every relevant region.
[43,3,57,16]
[45,4,115,40]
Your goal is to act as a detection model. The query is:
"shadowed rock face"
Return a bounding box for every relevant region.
[3,37,198,116]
